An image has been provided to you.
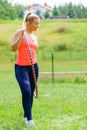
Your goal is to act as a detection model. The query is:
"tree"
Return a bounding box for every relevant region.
[0,0,16,19]
[44,11,49,19]
[18,10,24,19]
[67,2,76,18]
[74,4,87,18]
[0,0,25,20]
[1,0,87,20]
[58,2,87,19]
[14,4,25,19]
[52,5,60,16]
[59,4,69,16]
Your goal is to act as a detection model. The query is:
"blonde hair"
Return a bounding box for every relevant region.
[22,12,40,29]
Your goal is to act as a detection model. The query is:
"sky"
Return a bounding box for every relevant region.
[8,0,87,7]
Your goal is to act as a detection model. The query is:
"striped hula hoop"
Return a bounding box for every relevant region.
[24,32,38,98]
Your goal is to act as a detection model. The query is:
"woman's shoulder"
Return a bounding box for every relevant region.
[14,29,24,38]
[13,29,21,36]
[32,34,37,40]
[15,29,22,34]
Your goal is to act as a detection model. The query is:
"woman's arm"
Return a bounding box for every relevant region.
[11,29,24,51]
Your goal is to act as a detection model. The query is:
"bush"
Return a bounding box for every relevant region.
[0,40,9,46]
[39,75,87,84]
[73,76,86,83]
[55,26,68,33]
[53,43,68,51]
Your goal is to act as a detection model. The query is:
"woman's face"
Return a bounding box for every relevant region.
[27,18,40,32]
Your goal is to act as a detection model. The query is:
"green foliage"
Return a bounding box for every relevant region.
[0,0,16,20]
[59,4,68,16]
[18,10,24,19]
[0,0,25,20]
[67,2,76,18]
[44,11,50,19]
[39,75,87,84]
[52,5,61,16]
[73,76,86,83]
[58,3,87,18]
[0,1,87,20]
[53,43,68,51]
[0,40,9,46]
[74,4,87,18]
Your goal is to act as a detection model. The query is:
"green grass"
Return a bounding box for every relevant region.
[0,71,87,130]
[0,19,87,72]
[0,60,87,72]
[0,19,87,130]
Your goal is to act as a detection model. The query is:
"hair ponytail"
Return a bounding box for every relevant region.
[25,12,32,22]
[22,12,31,29]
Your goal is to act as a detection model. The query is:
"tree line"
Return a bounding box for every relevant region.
[58,2,87,18]
[0,0,87,20]
[0,0,24,20]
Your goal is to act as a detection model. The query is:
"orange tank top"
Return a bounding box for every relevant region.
[15,35,38,66]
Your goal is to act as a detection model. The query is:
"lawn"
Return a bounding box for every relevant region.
[0,19,87,72]
[0,19,87,130]
[0,71,87,130]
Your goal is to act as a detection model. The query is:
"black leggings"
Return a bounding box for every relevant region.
[15,63,39,120]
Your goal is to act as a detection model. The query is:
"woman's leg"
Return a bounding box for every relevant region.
[15,64,32,120]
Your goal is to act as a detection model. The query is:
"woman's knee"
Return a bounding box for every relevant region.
[20,82,31,97]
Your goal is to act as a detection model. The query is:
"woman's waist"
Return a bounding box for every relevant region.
[15,62,37,67]
[15,56,37,66]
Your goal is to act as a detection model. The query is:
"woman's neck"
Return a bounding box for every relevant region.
[26,28,33,34]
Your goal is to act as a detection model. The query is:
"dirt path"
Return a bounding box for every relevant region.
[39,72,87,78]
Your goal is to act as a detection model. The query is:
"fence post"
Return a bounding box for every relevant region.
[52,53,54,83]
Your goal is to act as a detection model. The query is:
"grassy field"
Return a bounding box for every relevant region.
[0,19,87,130]
[0,71,87,130]
[0,60,87,72]
[0,19,87,72]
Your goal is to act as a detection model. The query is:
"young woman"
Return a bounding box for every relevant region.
[11,12,40,127]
